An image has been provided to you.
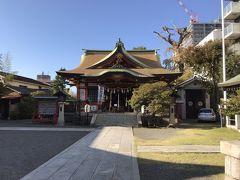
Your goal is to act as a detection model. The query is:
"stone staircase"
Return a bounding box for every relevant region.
[64,112,92,125]
[91,113,138,127]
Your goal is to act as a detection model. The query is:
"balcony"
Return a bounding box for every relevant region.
[224,2,240,20]
[224,23,240,39]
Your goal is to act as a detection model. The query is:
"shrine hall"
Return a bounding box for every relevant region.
[57,39,182,112]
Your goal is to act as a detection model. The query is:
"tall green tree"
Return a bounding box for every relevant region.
[225,49,240,80]
[129,81,173,116]
[52,68,67,93]
[221,90,240,117]
[181,40,240,113]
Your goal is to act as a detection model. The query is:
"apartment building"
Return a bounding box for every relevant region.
[224,0,240,54]
[182,22,222,47]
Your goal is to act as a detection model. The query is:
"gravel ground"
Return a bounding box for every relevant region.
[0,130,89,180]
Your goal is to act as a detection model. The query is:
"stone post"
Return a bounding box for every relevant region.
[169,104,176,124]
[220,140,240,180]
[226,116,230,127]
[58,102,65,126]
[235,115,240,129]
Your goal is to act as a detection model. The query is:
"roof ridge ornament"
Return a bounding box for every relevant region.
[115,38,124,48]
[111,53,125,69]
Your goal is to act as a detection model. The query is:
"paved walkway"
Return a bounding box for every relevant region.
[137,145,220,153]
[21,127,140,180]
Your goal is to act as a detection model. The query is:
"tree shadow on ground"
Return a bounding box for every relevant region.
[138,157,224,180]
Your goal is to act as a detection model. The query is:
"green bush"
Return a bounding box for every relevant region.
[9,111,20,120]
[129,81,173,116]
[18,96,37,119]
[31,91,49,97]
[221,90,240,117]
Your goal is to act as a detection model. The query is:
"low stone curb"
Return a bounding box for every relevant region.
[137,145,220,153]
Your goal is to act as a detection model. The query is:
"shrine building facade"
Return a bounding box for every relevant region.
[57,40,182,112]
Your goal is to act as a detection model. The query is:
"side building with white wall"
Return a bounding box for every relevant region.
[175,77,211,121]
[182,22,222,48]
[197,29,222,46]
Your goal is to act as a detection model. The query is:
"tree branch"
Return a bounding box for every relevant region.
[153,26,176,46]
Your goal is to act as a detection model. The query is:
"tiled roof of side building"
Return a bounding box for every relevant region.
[0,72,51,87]
[7,85,52,95]
[218,74,240,88]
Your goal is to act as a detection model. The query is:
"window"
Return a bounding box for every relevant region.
[88,87,98,102]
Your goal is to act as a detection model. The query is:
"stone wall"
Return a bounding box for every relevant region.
[220,140,240,180]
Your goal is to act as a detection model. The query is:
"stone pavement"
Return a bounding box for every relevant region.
[137,145,220,153]
[0,126,93,132]
[21,126,140,180]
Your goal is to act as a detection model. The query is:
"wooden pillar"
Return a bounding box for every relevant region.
[109,90,112,112]
[125,91,128,108]
[117,91,120,111]
[85,83,88,101]
[8,99,11,120]
[76,82,81,113]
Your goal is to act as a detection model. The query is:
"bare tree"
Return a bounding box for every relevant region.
[3,53,11,73]
[154,26,191,72]
[0,52,12,73]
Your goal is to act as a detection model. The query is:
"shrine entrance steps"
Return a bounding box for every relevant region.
[92,113,139,127]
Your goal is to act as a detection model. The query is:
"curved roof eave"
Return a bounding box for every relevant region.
[85,69,152,77]
[218,74,240,88]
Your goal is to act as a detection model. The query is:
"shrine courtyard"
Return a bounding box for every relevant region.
[1,122,240,180]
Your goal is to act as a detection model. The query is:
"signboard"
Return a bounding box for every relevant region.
[38,101,56,115]
[98,86,105,102]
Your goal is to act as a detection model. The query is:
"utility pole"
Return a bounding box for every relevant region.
[221,0,227,102]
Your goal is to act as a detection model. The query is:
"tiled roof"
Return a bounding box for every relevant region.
[218,74,240,88]
[77,50,161,69]
[0,72,51,87]
[7,85,52,96]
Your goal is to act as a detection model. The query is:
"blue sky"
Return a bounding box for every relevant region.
[0,0,221,80]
